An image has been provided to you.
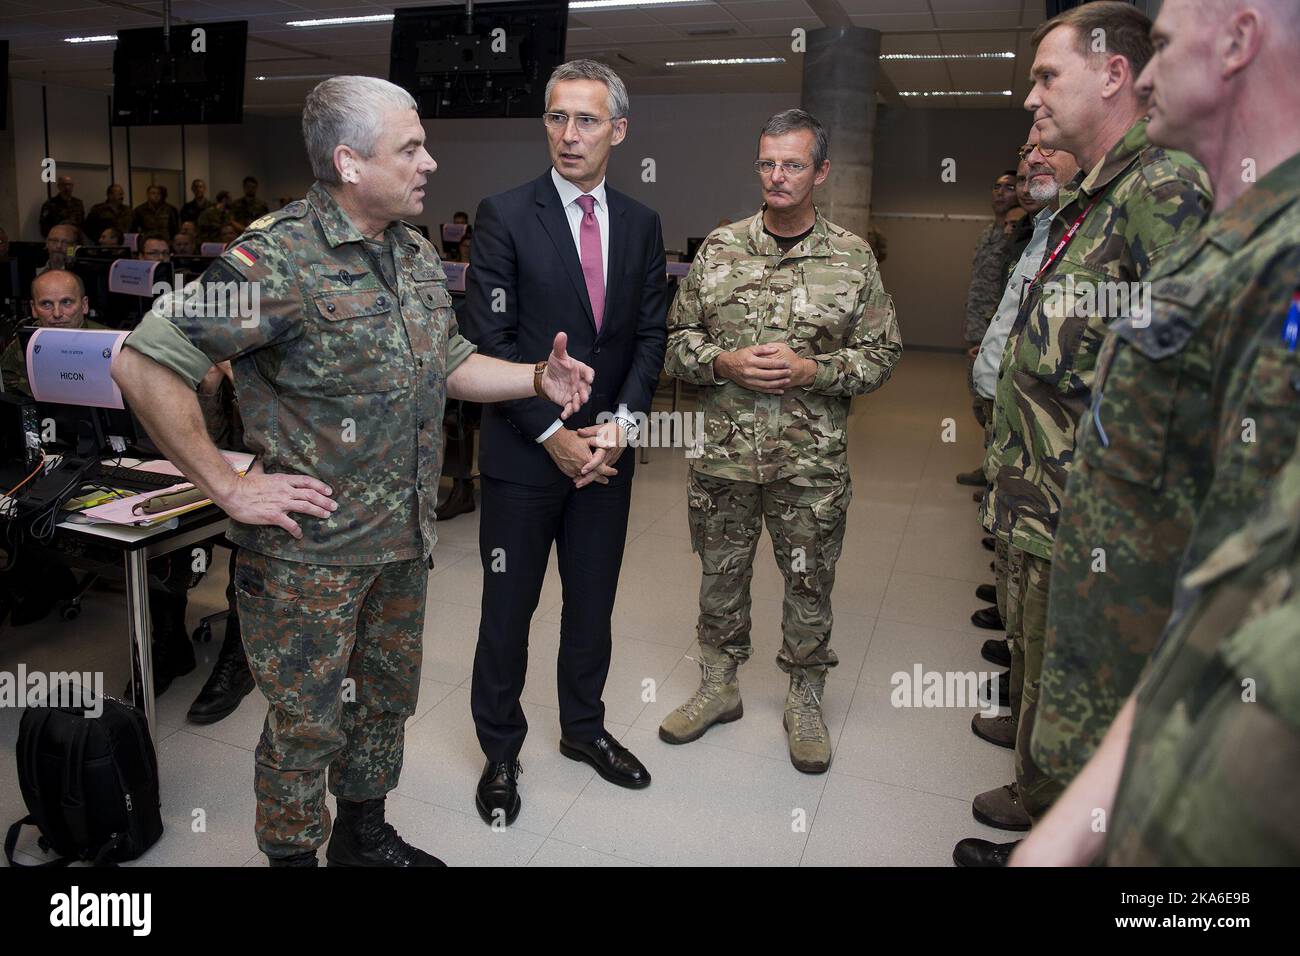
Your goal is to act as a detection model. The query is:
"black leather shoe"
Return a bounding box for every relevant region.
[268,850,319,867]
[956,469,985,486]
[981,638,1010,668]
[326,797,445,867]
[971,605,1004,630]
[981,536,996,551]
[980,670,1011,708]
[435,480,475,521]
[953,838,1020,867]
[475,759,522,827]
[187,624,255,724]
[560,734,651,789]
[975,584,997,604]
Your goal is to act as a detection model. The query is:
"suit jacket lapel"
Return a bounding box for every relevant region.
[603,188,628,340]
[535,172,595,329]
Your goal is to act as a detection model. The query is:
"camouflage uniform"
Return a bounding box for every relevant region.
[666,207,901,672]
[85,201,133,241]
[230,196,270,228]
[965,222,1013,427]
[122,181,476,858]
[130,202,179,242]
[980,119,1211,820]
[1035,150,1300,788]
[39,194,85,237]
[1103,433,1300,866]
[197,205,232,245]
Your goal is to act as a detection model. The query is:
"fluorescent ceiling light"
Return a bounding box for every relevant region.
[898,90,1014,97]
[255,74,335,82]
[286,15,394,27]
[881,52,1015,61]
[572,0,708,9]
[666,57,785,66]
[64,35,116,44]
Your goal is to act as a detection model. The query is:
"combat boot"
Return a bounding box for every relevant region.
[325,797,445,867]
[658,645,743,744]
[784,667,831,773]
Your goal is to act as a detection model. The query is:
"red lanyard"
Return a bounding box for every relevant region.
[1029,194,1102,289]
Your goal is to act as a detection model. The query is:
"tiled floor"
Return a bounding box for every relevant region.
[0,351,1013,866]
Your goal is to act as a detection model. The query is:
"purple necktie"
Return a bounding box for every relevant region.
[576,193,605,332]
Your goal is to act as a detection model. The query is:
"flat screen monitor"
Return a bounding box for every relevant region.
[390,1,567,119]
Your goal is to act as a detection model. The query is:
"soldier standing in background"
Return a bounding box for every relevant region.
[1018,0,1300,861]
[85,184,132,241]
[230,176,270,227]
[954,169,1018,486]
[39,175,86,238]
[660,109,901,773]
[112,76,596,867]
[957,1,1212,867]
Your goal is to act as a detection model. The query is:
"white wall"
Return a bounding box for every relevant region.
[2,80,1031,349]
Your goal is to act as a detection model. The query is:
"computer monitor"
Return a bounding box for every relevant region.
[170,255,215,279]
[17,325,140,456]
[74,245,130,263]
[0,259,23,320]
[7,241,48,294]
[69,257,151,330]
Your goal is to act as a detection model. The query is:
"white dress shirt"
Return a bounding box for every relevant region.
[538,167,627,443]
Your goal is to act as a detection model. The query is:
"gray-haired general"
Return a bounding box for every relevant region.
[111,75,597,867]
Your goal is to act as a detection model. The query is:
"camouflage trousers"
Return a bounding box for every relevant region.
[1005,544,1063,822]
[687,468,850,673]
[233,550,426,859]
[994,537,1020,724]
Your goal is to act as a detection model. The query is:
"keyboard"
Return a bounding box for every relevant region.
[89,462,191,492]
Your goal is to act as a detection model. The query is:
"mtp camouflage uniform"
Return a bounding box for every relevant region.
[666,207,901,674]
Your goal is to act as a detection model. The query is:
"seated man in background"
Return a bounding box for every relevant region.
[0,270,106,624]
[172,232,197,257]
[2,270,107,395]
[98,226,125,246]
[138,236,171,263]
[39,223,80,274]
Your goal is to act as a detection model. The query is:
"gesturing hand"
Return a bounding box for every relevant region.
[215,460,337,540]
[540,331,595,419]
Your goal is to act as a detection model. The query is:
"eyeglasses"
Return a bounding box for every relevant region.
[1018,144,1057,160]
[543,112,616,132]
[754,160,811,176]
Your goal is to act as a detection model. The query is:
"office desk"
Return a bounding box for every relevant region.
[57,508,229,738]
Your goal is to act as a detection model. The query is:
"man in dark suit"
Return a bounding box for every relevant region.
[463,59,667,827]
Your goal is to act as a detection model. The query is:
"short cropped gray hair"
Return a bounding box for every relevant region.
[303,76,418,185]
[760,109,829,169]
[545,59,630,119]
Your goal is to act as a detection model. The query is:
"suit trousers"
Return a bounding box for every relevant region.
[471,472,633,761]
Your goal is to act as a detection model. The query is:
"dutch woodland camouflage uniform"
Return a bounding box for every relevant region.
[1036,150,1300,786]
[666,207,901,672]
[979,118,1211,819]
[123,181,476,858]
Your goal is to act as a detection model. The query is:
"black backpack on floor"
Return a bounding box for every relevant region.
[5,697,163,867]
